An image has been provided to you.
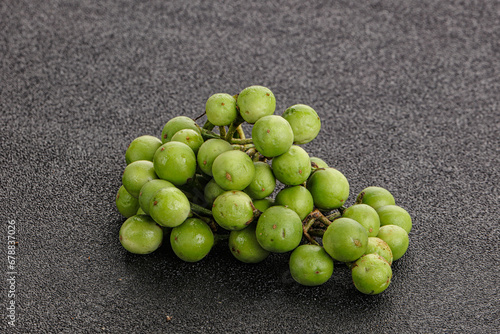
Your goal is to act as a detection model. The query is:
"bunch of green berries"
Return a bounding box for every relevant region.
[115,85,412,295]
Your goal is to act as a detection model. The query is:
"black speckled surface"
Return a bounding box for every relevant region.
[1,1,499,333]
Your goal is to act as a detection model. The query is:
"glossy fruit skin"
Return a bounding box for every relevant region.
[138,179,174,215]
[365,237,393,265]
[153,141,196,186]
[149,187,191,228]
[377,225,409,261]
[356,186,395,210]
[275,186,314,220]
[306,168,349,210]
[197,139,233,176]
[212,150,255,191]
[203,178,226,206]
[376,205,412,234]
[170,129,204,154]
[125,135,162,165]
[351,254,392,295]
[170,218,214,262]
[119,215,163,254]
[122,160,158,198]
[271,145,311,186]
[252,115,293,157]
[255,206,303,253]
[244,162,276,200]
[212,191,254,231]
[252,197,274,212]
[205,93,238,126]
[116,185,140,218]
[310,157,328,169]
[323,218,368,263]
[342,204,380,237]
[289,245,334,286]
[282,104,321,144]
[229,223,270,263]
[160,116,200,143]
[236,85,276,124]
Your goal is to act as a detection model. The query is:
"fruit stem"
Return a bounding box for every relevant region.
[235,125,245,139]
[225,114,245,142]
[308,208,332,226]
[202,120,215,131]
[326,211,341,221]
[198,127,222,140]
[303,217,316,233]
[190,202,213,217]
[230,137,253,145]
[194,112,206,122]
[219,126,227,138]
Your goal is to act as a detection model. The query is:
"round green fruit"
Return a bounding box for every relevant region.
[356,186,395,210]
[323,217,368,263]
[205,93,238,126]
[212,150,255,190]
[377,225,409,261]
[125,135,162,165]
[236,85,276,124]
[282,104,321,144]
[122,160,158,198]
[376,205,412,234]
[252,197,274,212]
[251,115,293,157]
[352,254,392,295]
[160,116,200,143]
[244,161,276,199]
[170,129,204,154]
[271,145,311,186]
[149,187,191,228]
[197,139,233,176]
[310,157,328,169]
[119,215,163,254]
[275,186,314,220]
[116,185,140,218]
[342,204,380,237]
[170,218,214,262]
[204,178,226,206]
[289,245,334,286]
[229,223,270,263]
[365,237,393,265]
[306,168,349,210]
[212,191,255,231]
[255,206,303,253]
[153,141,196,186]
[138,179,174,215]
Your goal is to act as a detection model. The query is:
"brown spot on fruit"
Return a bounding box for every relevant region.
[153,201,158,206]
[119,235,123,241]
[226,172,232,181]
[315,271,320,274]
[369,228,373,233]
[272,224,277,229]
[161,147,165,151]
[261,187,265,192]
[354,239,361,247]
[186,136,190,141]
[163,134,168,139]
[203,160,207,165]
[236,249,240,254]
[266,93,270,96]
[139,192,142,197]
[221,102,225,106]
[299,169,302,174]
[267,129,270,133]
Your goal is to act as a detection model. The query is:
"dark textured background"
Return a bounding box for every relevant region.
[1,0,499,333]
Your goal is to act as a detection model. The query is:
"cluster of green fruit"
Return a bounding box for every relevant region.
[115,85,412,295]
